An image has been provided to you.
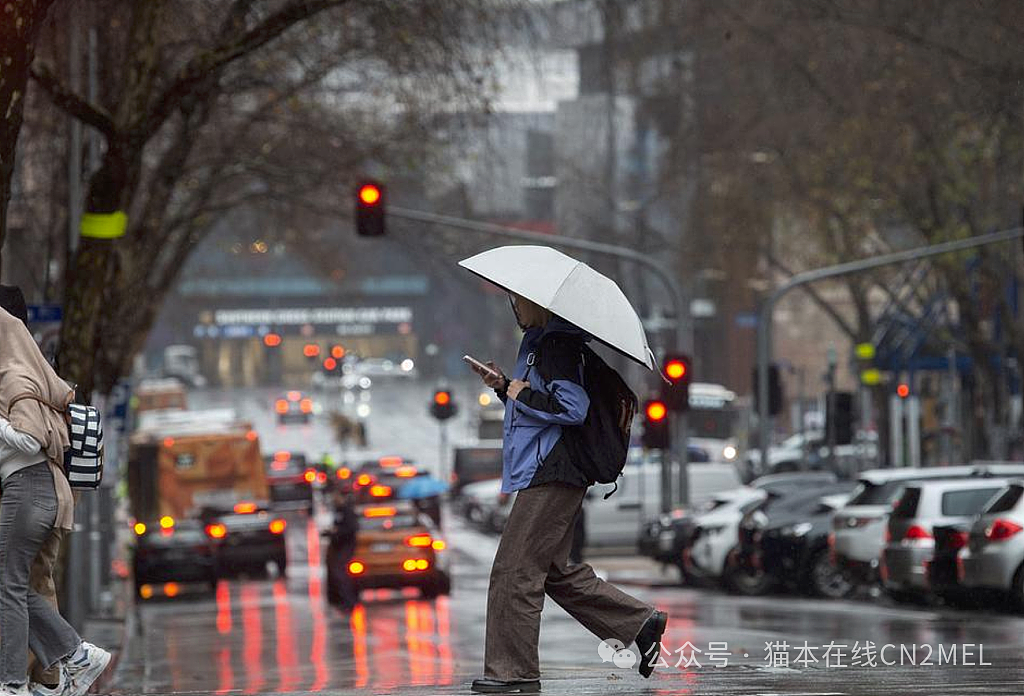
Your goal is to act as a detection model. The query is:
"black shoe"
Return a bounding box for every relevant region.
[635,610,668,678]
[471,678,541,693]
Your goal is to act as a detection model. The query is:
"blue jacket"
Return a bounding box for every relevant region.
[498,318,591,494]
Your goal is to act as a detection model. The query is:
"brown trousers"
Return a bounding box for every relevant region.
[484,483,653,681]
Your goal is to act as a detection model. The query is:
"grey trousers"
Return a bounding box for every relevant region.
[0,463,80,685]
[484,483,654,681]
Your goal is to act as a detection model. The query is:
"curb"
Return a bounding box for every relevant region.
[89,581,133,694]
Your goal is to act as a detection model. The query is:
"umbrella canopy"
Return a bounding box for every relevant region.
[458,245,656,370]
[397,476,448,500]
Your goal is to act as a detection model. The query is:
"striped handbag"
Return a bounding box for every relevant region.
[8,394,104,488]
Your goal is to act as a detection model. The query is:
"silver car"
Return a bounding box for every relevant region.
[831,463,1024,584]
[881,479,1008,602]
[959,482,1024,607]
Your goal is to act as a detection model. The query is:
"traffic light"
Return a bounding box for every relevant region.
[355,180,386,237]
[430,389,457,421]
[641,400,670,450]
[752,363,784,417]
[660,353,692,411]
[827,391,855,446]
[896,383,910,399]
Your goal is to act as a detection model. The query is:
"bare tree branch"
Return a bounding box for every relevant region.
[29,62,117,139]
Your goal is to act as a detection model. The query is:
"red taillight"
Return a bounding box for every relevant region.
[904,525,933,541]
[348,561,365,575]
[206,523,227,539]
[402,558,430,572]
[300,398,313,414]
[234,502,257,514]
[949,531,970,550]
[356,474,374,487]
[275,400,289,414]
[406,534,432,548]
[317,471,327,484]
[337,467,351,480]
[304,469,317,483]
[986,519,1024,542]
[269,519,287,534]
[370,485,393,498]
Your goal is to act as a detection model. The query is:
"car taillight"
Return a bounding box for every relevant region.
[300,398,313,414]
[337,467,351,480]
[234,502,257,514]
[370,485,393,498]
[432,540,446,551]
[317,471,328,484]
[304,469,317,483]
[902,525,933,541]
[402,559,430,572]
[269,519,287,534]
[356,474,374,487]
[134,522,147,536]
[406,534,432,548]
[206,523,227,539]
[348,561,365,575]
[164,582,180,598]
[275,400,289,414]
[985,519,1024,541]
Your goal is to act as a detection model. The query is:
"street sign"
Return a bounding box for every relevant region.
[27,304,63,323]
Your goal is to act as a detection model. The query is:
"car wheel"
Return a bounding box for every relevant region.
[808,549,854,599]
[724,550,773,596]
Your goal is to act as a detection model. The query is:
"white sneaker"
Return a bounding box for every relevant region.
[63,643,111,696]
[0,683,31,696]
[28,669,68,696]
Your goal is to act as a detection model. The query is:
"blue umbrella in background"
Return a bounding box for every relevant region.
[397,476,448,500]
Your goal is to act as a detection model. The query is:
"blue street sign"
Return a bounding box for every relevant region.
[27,304,62,323]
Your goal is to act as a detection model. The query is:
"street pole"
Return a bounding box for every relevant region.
[757,226,1024,474]
[391,206,692,510]
[825,348,837,473]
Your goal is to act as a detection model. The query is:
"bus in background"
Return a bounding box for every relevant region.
[127,410,268,523]
[688,383,741,465]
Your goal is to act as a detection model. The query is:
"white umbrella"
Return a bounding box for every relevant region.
[458,245,656,370]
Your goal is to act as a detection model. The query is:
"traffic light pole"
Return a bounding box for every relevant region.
[391,205,692,510]
[757,226,1024,474]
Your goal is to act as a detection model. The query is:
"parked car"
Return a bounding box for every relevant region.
[832,463,1024,586]
[132,517,217,600]
[682,488,765,585]
[638,471,839,574]
[753,491,855,599]
[959,481,1024,609]
[731,482,856,595]
[881,478,1008,603]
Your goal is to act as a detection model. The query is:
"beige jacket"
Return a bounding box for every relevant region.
[0,309,75,529]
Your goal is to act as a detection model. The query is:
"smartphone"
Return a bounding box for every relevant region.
[463,354,502,379]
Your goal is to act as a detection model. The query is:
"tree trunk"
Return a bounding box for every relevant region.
[0,0,59,274]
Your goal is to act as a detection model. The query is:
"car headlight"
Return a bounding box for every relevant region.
[723,445,738,461]
[781,522,814,537]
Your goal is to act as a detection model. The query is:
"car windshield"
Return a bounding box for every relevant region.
[848,481,908,506]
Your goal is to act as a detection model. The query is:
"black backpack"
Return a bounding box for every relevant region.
[535,336,638,497]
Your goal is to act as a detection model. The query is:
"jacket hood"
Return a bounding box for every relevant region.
[539,316,589,340]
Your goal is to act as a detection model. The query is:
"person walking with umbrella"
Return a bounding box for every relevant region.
[461,247,668,694]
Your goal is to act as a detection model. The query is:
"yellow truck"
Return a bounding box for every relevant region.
[127,410,268,523]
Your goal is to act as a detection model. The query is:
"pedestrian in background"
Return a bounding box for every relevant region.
[467,294,667,694]
[326,484,360,611]
[0,306,111,696]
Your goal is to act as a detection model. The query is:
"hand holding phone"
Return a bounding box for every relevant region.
[463,354,502,380]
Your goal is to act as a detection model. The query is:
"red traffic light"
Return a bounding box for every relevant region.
[323,357,337,371]
[665,360,687,380]
[646,401,668,422]
[263,333,282,347]
[897,384,910,399]
[434,391,451,406]
[303,343,320,358]
[331,345,346,359]
[358,184,381,206]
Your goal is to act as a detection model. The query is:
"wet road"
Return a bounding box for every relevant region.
[110,508,1024,696]
[110,385,1024,694]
